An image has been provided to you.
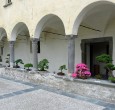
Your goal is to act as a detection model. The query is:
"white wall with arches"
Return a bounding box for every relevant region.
[0,0,115,73]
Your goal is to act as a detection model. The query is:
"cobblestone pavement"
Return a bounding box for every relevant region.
[0,76,114,110]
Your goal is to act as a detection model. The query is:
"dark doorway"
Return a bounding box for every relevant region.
[81,37,113,79]
[90,42,109,78]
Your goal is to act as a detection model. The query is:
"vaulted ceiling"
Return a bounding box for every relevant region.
[81,4,115,32]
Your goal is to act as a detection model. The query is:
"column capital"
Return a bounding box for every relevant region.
[66,34,78,40]
[9,41,15,45]
[32,38,39,43]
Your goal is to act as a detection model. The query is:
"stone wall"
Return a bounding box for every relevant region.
[0,67,115,104]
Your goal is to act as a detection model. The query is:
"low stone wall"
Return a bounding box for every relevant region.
[0,67,115,103]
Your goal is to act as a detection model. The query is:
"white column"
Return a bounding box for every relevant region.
[67,35,77,73]
[9,41,15,67]
[32,38,38,71]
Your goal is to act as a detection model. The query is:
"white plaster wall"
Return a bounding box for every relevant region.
[1,33,68,73]
[104,19,115,65]
[14,36,32,68]
[39,33,68,73]
[0,0,115,37]
[1,0,115,74]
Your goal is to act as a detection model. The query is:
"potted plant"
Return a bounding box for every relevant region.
[5,54,10,67]
[96,54,115,82]
[72,63,91,79]
[14,59,24,68]
[24,63,33,71]
[38,59,49,71]
[57,65,67,76]
[96,54,115,77]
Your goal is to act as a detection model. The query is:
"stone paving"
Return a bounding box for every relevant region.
[0,78,32,96]
[0,76,114,110]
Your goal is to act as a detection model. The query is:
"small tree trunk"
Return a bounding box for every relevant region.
[107,68,114,77]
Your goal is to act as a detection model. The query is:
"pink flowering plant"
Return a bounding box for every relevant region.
[72,63,91,79]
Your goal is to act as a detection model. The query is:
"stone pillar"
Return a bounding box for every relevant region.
[9,41,15,67]
[32,38,39,71]
[67,35,77,73]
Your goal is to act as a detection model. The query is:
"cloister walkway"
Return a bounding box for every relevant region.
[0,76,114,110]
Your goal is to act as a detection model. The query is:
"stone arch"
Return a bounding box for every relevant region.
[34,14,65,39]
[0,28,7,41]
[72,0,115,35]
[11,22,30,41]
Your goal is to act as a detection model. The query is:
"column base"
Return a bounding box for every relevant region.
[32,68,38,72]
[10,62,14,68]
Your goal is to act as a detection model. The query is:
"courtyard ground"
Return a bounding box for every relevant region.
[0,76,114,110]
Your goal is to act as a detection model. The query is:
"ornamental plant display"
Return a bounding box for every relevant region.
[96,54,115,77]
[72,63,91,79]
[5,54,10,67]
[38,59,49,71]
[14,59,24,68]
[57,65,67,76]
[24,63,33,71]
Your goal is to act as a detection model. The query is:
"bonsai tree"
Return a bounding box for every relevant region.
[38,59,49,71]
[24,63,33,71]
[5,54,10,67]
[14,59,24,68]
[57,65,67,76]
[96,54,115,77]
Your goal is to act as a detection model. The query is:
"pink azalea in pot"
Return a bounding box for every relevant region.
[72,63,91,79]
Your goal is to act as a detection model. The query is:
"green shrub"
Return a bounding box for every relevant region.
[96,54,115,77]
[59,65,67,73]
[5,54,10,66]
[108,77,115,83]
[24,63,33,70]
[96,54,112,63]
[38,59,49,71]
[14,59,24,68]
[95,74,102,79]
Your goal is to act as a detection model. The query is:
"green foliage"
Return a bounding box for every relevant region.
[24,63,33,69]
[15,59,24,65]
[109,77,115,83]
[95,74,102,79]
[38,59,49,71]
[96,54,115,77]
[6,54,10,66]
[14,59,24,68]
[105,63,115,71]
[59,65,67,73]
[96,54,112,63]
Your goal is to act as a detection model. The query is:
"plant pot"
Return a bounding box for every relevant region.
[26,69,31,71]
[57,72,65,76]
[14,65,20,68]
[78,76,87,79]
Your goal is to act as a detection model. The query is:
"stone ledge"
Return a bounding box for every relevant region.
[55,75,115,88]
